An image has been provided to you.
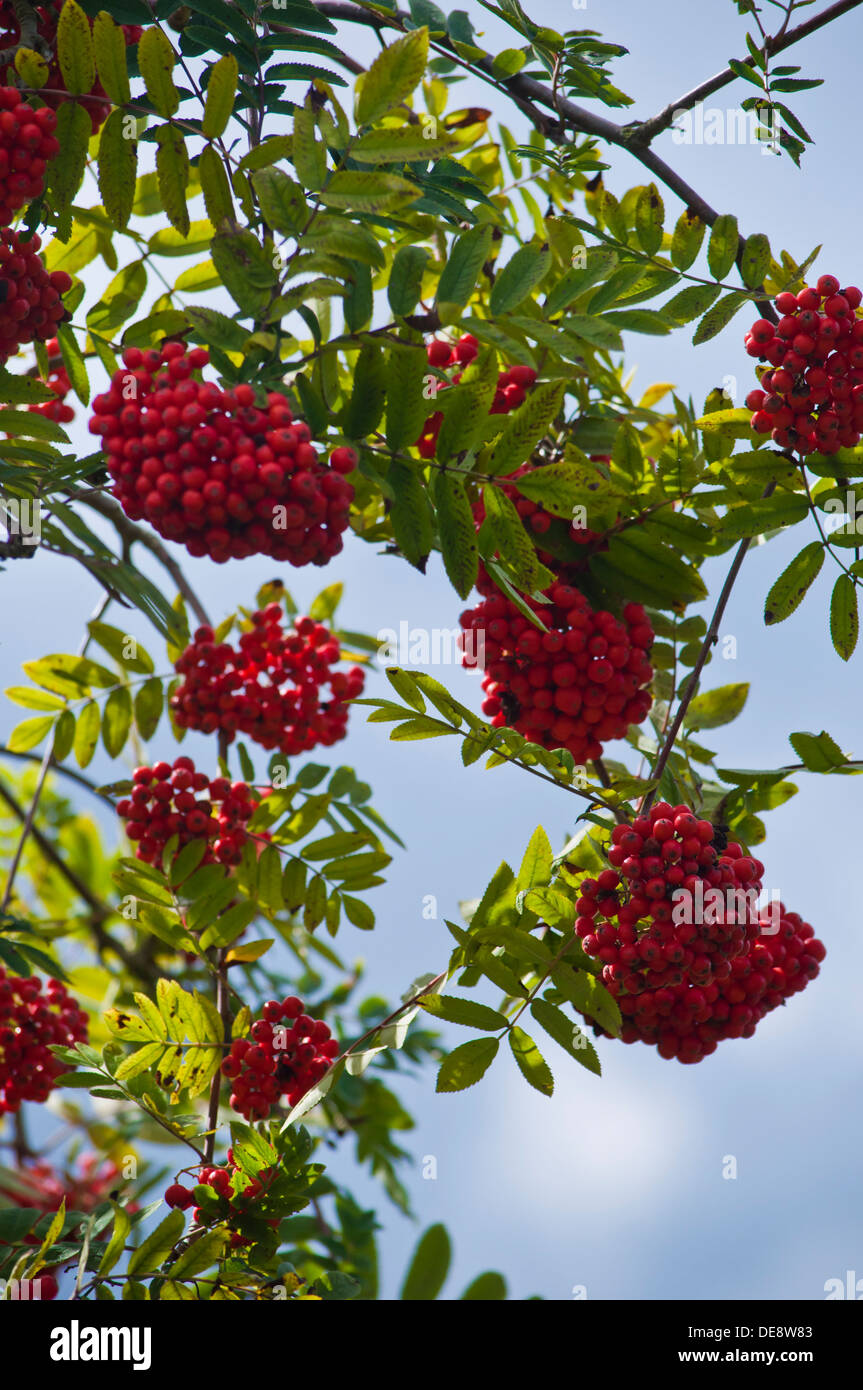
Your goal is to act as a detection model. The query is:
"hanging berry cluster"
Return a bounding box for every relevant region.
[89,343,356,566]
[573,801,825,1063]
[219,996,338,1121]
[0,4,143,133]
[746,274,863,455]
[170,606,365,756]
[460,577,654,765]
[0,91,58,225]
[116,758,257,867]
[0,231,71,362]
[0,968,88,1112]
[417,333,538,458]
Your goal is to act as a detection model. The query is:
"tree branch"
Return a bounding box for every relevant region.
[644,481,778,808]
[66,489,212,628]
[0,748,115,805]
[634,0,863,144]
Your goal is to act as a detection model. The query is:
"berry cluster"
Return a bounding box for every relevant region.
[89,342,356,565]
[417,333,538,458]
[0,230,71,362]
[170,606,365,756]
[573,802,826,1062]
[0,91,59,225]
[0,968,88,1112]
[219,995,339,1121]
[460,581,654,764]
[0,4,143,133]
[745,274,863,456]
[116,758,256,867]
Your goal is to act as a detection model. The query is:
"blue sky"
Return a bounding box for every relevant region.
[3,0,862,1300]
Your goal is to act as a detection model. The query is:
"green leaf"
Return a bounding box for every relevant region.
[436,1035,499,1092]
[291,98,327,191]
[250,168,308,237]
[126,1209,185,1276]
[692,291,749,345]
[764,542,824,624]
[388,460,435,569]
[489,241,551,316]
[661,283,721,325]
[740,232,770,289]
[485,380,564,476]
[352,125,458,163]
[165,1227,226,1279]
[98,1202,131,1276]
[52,708,75,761]
[156,126,190,237]
[670,210,705,271]
[829,574,858,661]
[384,343,428,450]
[88,622,153,673]
[356,26,429,126]
[209,227,276,318]
[138,25,179,117]
[56,322,90,405]
[482,485,538,589]
[517,825,553,892]
[73,699,101,767]
[339,343,386,440]
[134,678,163,740]
[202,53,238,138]
[319,170,419,214]
[530,998,601,1075]
[634,183,664,256]
[199,901,258,950]
[93,11,130,105]
[303,217,385,269]
[436,224,493,318]
[57,0,95,96]
[707,213,739,280]
[789,729,846,772]
[46,99,90,212]
[399,1221,451,1301]
[101,685,132,757]
[685,682,749,732]
[461,1271,507,1300]
[388,245,430,317]
[432,471,478,599]
[553,967,621,1036]
[544,246,618,316]
[509,1025,553,1096]
[420,995,506,1030]
[7,714,56,753]
[199,146,234,225]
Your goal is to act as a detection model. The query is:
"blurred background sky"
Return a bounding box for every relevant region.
[2,0,862,1300]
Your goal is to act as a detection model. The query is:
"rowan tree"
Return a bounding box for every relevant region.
[0,0,856,1302]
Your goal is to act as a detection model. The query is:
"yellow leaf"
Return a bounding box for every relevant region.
[202,54,238,138]
[57,0,95,97]
[138,26,179,118]
[638,381,675,409]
